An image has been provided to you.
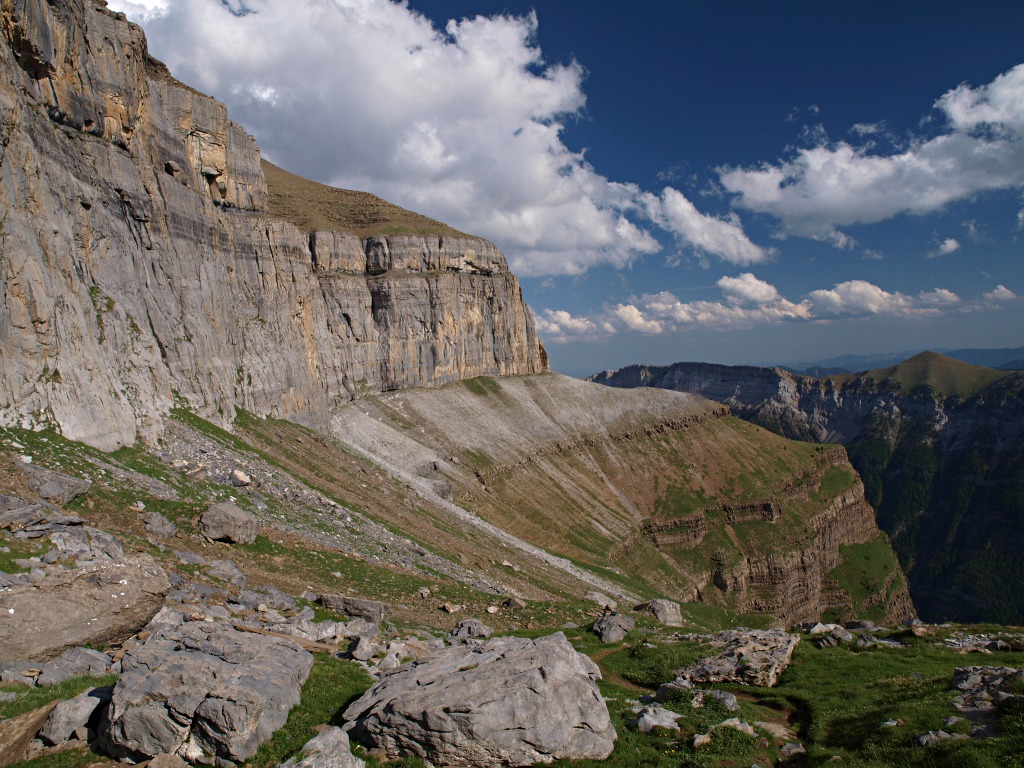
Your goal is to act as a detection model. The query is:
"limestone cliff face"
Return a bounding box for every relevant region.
[590,362,894,443]
[0,0,546,450]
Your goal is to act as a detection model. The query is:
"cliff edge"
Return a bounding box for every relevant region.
[0,0,547,451]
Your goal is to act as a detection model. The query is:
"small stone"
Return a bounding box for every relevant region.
[486,605,499,615]
[779,741,807,759]
[230,469,252,487]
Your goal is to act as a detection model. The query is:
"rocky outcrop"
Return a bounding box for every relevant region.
[590,361,884,444]
[657,629,800,696]
[343,632,616,767]
[0,554,169,661]
[593,612,634,643]
[0,0,546,451]
[100,622,313,765]
[636,598,683,626]
[276,727,365,768]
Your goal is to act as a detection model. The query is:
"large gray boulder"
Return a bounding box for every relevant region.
[319,594,387,624]
[39,686,112,745]
[276,727,364,768]
[142,511,178,539]
[636,599,683,627]
[100,622,313,765]
[343,632,615,767]
[0,556,170,662]
[198,502,258,544]
[593,612,634,643]
[448,618,493,643]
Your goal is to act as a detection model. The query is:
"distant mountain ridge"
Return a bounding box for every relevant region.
[785,345,1024,375]
[591,352,1024,623]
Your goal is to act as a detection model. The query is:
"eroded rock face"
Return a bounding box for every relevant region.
[343,632,616,767]
[0,0,547,451]
[100,622,313,765]
[0,555,170,662]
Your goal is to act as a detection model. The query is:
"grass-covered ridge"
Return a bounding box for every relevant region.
[262,160,470,239]
[830,350,1017,400]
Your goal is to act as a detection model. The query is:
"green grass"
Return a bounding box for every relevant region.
[0,535,47,573]
[602,638,713,690]
[744,635,1024,766]
[810,464,857,503]
[247,655,374,768]
[830,351,1016,400]
[828,534,900,618]
[462,376,503,397]
[0,675,117,720]
[4,746,100,768]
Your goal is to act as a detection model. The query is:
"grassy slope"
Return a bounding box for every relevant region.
[262,159,469,238]
[330,374,900,624]
[5,406,1022,768]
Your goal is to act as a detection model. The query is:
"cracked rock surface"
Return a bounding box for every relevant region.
[100,622,313,765]
[343,632,615,767]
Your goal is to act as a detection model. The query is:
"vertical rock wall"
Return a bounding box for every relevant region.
[0,0,547,450]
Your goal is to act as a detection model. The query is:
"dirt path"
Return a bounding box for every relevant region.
[590,645,650,693]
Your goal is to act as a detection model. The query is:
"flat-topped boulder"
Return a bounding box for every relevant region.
[343,632,615,767]
[198,502,258,544]
[0,555,169,662]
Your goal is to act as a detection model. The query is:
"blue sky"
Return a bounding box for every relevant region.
[111,1,1024,376]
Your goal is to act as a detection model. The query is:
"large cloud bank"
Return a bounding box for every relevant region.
[536,275,1018,343]
[720,64,1024,245]
[110,0,766,276]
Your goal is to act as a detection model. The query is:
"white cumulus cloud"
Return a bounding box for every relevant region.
[984,284,1017,301]
[931,237,961,257]
[919,288,961,305]
[719,63,1024,244]
[643,188,770,265]
[807,280,932,317]
[717,273,781,305]
[612,304,665,334]
[536,276,1002,342]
